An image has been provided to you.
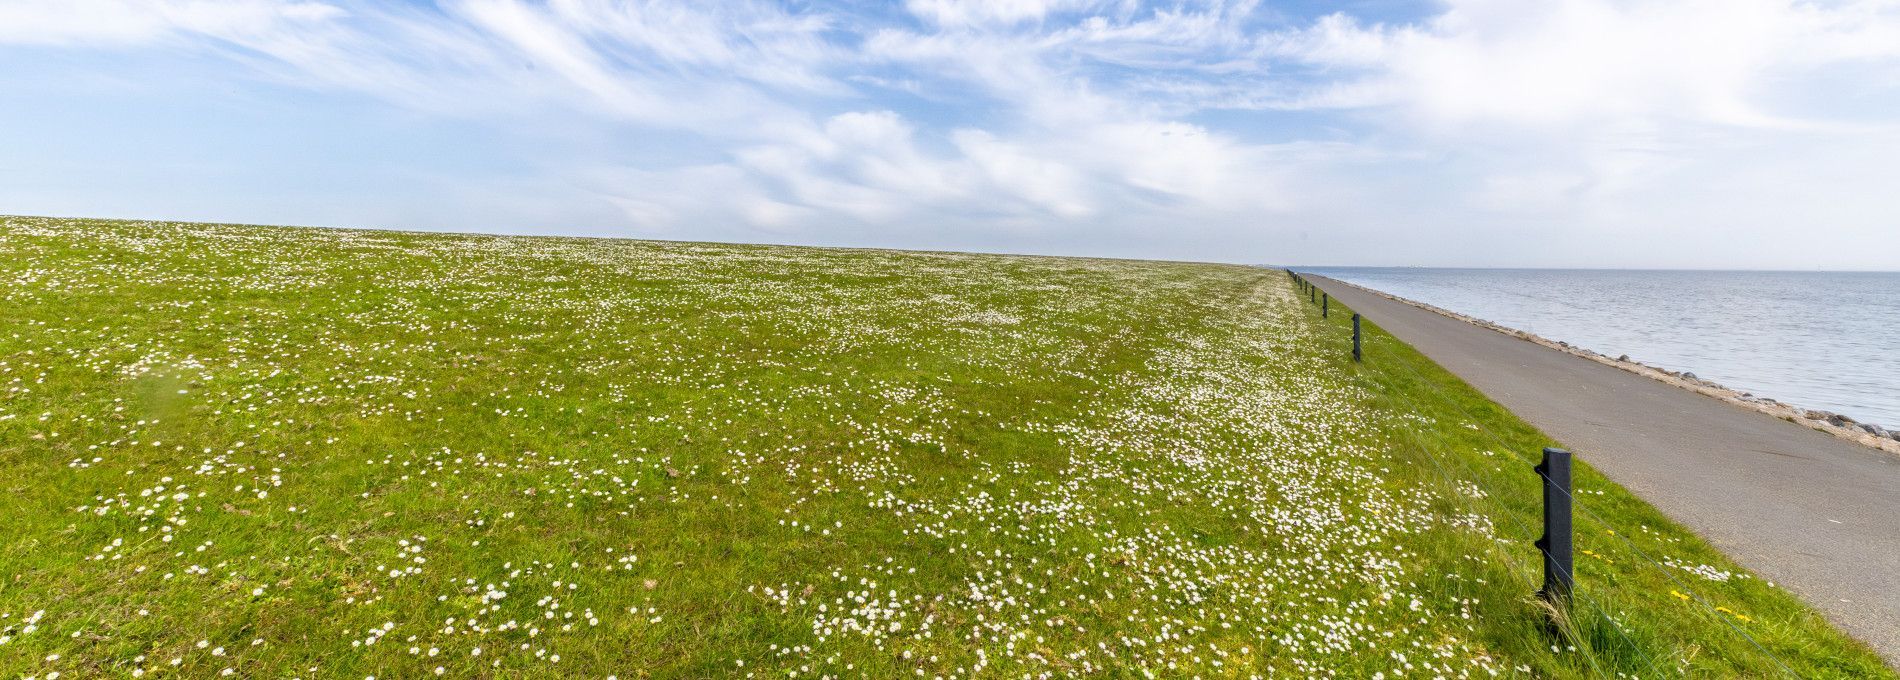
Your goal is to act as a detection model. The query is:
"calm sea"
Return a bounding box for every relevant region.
[1303,268,1900,428]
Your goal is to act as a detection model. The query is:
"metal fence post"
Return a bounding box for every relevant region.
[1351,314,1362,362]
[1535,447,1575,608]
[1322,293,1328,318]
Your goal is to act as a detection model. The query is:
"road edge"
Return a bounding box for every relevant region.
[1307,274,1900,458]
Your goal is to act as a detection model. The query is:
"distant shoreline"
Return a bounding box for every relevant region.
[1319,276,1900,457]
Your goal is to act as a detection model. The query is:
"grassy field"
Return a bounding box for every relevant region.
[0,216,1888,678]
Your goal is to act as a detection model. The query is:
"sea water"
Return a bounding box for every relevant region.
[1304,268,1900,428]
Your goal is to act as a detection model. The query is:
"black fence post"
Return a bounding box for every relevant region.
[1535,447,1575,608]
[1351,314,1362,362]
[1322,293,1329,318]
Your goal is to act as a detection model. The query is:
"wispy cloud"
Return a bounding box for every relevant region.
[0,0,344,46]
[1267,0,1900,129]
[4,0,1900,267]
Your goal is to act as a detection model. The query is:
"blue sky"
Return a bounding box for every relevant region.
[3,0,1899,269]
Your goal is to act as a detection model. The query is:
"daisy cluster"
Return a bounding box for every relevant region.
[0,217,1603,677]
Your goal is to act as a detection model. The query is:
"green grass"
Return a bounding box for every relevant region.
[0,216,1888,678]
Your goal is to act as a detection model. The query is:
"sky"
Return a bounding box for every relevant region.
[3,0,1899,269]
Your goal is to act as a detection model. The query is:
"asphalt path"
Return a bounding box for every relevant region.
[1305,274,1900,666]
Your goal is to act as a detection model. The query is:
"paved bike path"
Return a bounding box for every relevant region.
[1306,275,1900,664]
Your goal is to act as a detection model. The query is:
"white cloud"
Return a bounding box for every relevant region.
[1271,0,1900,130]
[904,0,1109,27]
[0,0,344,46]
[4,0,1900,266]
[951,130,1093,218]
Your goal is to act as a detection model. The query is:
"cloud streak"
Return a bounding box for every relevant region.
[4,0,1900,268]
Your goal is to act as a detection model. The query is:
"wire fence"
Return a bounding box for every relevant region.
[1286,269,1801,678]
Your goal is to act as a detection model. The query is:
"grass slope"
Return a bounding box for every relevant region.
[0,216,1887,678]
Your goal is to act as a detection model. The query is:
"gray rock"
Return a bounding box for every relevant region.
[1861,423,1891,438]
[1682,372,1698,380]
[1617,354,1630,362]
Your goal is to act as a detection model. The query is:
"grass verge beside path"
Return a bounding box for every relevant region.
[0,217,1889,678]
[1307,279,1893,677]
